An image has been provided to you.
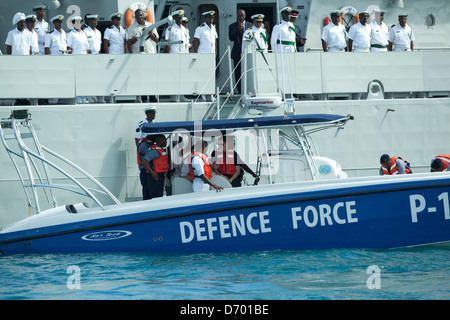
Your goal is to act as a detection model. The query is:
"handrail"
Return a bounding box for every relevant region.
[0,114,120,215]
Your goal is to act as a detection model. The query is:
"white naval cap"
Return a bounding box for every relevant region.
[373,8,386,14]
[280,6,292,14]
[32,4,46,11]
[251,14,265,21]
[110,12,122,20]
[12,12,26,25]
[51,15,64,23]
[182,17,189,22]
[71,15,83,22]
[25,14,37,22]
[85,14,99,20]
[171,9,185,17]
[202,10,215,17]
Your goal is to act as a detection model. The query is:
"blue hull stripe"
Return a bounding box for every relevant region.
[1,177,449,247]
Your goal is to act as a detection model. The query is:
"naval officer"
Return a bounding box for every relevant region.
[135,107,157,145]
[370,9,389,52]
[388,13,415,51]
[347,10,371,52]
[242,14,268,53]
[193,11,218,55]
[165,9,189,54]
[24,14,39,55]
[321,11,347,52]
[103,13,126,54]
[270,7,297,53]
[32,4,49,55]
[83,14,102,54]
[45,15,67,55]
[67,16,89,54]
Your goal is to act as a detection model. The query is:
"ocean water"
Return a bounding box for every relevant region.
[0,247,449,300]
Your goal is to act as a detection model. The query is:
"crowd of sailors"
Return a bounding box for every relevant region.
[3,5,415,57]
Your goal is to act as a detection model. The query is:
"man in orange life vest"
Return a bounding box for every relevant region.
[211,135,259,187]
[138,134,169,200]
[430,155,450,172]
[191,140,223,192]
[211,135,242,187]
[379,154,412,175]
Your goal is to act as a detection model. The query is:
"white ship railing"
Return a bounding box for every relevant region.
[0,111,120,215]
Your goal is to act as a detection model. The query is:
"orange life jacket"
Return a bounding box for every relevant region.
[381,156,412,175]
[136,138,153,166]
[436,155,450,171]
[216,149,236,176]
[151,146,169,173]
[192,152,212,179]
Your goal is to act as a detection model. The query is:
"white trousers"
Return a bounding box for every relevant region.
[193,178,210,192]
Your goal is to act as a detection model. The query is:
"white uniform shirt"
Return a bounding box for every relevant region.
[5,28,31,55]
[243,25,268,53]
[24,28,39,54]
[165,23,189,53]
[194,22,218,53]
[270,20,296,53]
[67,29,89,54]
[370,20,389,51]
[192,154,210,192]
[127,21,158,54]
[45,29,67,55]
[34,19,49,55]
[389,23,415,51]
[83,26,102,54]
[321,22,347,52]
[104,25,126,54]
[347,22,371,52]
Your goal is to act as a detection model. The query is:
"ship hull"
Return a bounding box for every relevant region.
[1,174,449,255]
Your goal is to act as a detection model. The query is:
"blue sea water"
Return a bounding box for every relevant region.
[0,247,449,300]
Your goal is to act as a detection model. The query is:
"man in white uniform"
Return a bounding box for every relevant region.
[166,10,190,102]
[370,9,389,52]
[270,7,296,53]
[127,9,159,54]
[83,14,102,54]
[67,16,89,54]
[24,15,39,55]
[193,11,218,55]
[181,17,191,52]
[45,15,67,55]
[388,13,415,51]
[33,5,49,55]
[243,14,268,53]
[165,10,189,53]
[321,11,347,52]
[103,13,126,54]
[347,11,371,52]
[5,12,32,55]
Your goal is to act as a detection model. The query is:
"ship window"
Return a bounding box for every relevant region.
[425,13,436,28]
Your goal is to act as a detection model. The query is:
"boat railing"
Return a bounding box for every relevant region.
[0,110,120,215]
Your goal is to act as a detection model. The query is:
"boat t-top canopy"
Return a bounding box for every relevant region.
[142,114,353,135]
